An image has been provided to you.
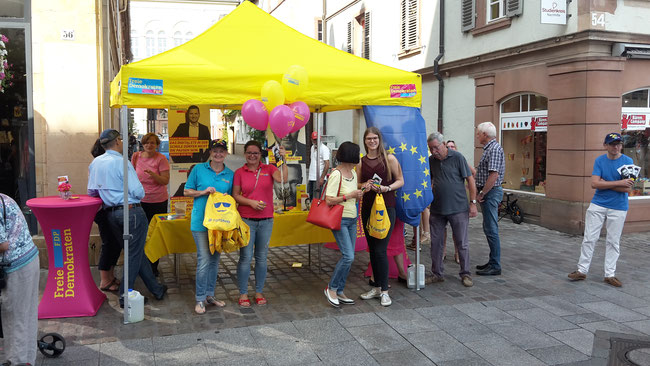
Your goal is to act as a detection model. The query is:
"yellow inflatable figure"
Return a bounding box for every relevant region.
[203,193,250,253]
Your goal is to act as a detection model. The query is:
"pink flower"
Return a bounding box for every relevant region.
[1,35,8,43]
[0,72,4,80]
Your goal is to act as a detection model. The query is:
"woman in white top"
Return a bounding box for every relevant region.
[323,142,364,308]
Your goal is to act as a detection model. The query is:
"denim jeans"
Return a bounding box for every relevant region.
[480,186,502,270]
[237,218,273,294]
[328,217,357,294]
[192,231,221,302]
[107,206,164,298]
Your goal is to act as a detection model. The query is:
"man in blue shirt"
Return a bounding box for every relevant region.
[568,133,634,287]
[88,129,167,307]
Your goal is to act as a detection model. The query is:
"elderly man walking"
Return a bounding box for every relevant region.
[427,132,478,287]
[475,122,506,276]
[88,129,167,308]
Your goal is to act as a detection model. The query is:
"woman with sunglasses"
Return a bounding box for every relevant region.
[233,140,288,307]
[184,139,233,314]
[358,127,404,306]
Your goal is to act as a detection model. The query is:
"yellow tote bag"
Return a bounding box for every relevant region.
[367,194,390,239]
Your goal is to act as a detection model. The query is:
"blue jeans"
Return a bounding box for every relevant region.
[328,217,357,294]
[480,186,502,270]
[237,218,273,294]
[107,206,163,298]
[192,231,221,302]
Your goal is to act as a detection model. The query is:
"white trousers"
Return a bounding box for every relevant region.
[577,203,627,277]
[1,256,40,366]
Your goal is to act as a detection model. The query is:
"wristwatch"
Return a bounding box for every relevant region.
[470,199,477,204]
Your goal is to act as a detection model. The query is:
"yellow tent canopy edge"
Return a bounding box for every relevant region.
[109,1,421,112]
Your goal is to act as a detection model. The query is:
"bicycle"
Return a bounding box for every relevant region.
[498,191,524,224]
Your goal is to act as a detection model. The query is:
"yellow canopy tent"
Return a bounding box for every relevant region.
[109,1,421,111]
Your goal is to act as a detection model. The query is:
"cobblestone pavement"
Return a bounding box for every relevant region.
[9,215,650,365]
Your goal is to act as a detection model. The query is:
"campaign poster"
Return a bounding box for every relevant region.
[267,128,307,208]
[169,163,195,214]
[169,105,211,164]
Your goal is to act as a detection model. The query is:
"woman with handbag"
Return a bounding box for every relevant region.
[358,127,404,306]
[323,142,364,307]
[233,140,288,307]
[184,139,233,314]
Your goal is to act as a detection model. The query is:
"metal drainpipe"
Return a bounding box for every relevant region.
[433,0,445,133]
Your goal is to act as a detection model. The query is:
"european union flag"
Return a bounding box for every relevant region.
[363,106,433,227]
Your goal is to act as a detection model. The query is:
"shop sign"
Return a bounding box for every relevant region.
[541,0,567,25]
[127,77,163,95]
[531,116,548,132]
[621,113,648,131]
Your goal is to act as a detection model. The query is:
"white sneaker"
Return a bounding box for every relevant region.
[380,293,392,307]
[360,287,381,300]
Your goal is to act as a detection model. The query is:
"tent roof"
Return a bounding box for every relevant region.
[109,1,421,112]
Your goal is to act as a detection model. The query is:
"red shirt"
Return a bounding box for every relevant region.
[233,163,278,219]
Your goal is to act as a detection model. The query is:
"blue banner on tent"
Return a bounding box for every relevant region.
[363,106,433,227]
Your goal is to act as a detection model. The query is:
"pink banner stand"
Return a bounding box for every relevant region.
[27,195,106,319]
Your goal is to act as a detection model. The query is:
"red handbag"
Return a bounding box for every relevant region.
[306,170,344,230]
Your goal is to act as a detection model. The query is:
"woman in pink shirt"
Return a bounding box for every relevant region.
[232,140,287,307]
[132,133,170,275]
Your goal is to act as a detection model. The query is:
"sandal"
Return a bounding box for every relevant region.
[238,298,251,307]
[195,301,206,314]
[255,296,267,306]
[206,296,226,307]
[100,278,120,292]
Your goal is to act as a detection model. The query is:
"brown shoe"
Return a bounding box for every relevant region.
[568,271,586,281]
[604,277,622,287]
[461,276,473,287]
[425,275,444,284]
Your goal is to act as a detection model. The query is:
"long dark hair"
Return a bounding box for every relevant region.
[91,138,105,158]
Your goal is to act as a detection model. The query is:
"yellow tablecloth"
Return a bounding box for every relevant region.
[145,211,335,262]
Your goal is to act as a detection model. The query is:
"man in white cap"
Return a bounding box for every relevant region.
[88,129,167,307]
[308,131,330,199]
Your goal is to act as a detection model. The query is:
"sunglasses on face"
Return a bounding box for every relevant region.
[214,202,232,208]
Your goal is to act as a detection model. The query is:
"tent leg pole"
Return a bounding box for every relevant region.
[121,105,131,324]
[415,216,421,291]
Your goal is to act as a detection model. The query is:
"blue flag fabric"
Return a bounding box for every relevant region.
[363,106,434,227]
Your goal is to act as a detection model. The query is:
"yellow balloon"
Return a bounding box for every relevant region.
[261,80,285,111]
[281,65,308,102]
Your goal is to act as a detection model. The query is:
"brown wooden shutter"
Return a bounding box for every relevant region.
[363,12,371,59]
[505,0,523,17]
[461,0,475,32]
[346,21,352,53]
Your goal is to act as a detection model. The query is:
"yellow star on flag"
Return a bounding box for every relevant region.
[414,189,422,198]
[387,146,396,155]
[423,168,429,176]
[410,146,418,155]
[400,142,407,151]
[418,155,426,164]
[421,179,428,189]
[402,193,411,201]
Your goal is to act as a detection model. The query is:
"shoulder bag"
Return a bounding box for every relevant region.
[306,169,343,231]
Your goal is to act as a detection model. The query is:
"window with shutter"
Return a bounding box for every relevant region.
[461,0,475,32]
[487,0,505,22]
[400,0,419,51]
[505,0,523,17]
[346,21,352,53]
[363,12,370,59]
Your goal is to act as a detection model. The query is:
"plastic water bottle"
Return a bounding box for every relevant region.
[126,289,144,323]
[407,264,425,289]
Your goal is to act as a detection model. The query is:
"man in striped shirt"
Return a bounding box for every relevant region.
[474,122,505,276]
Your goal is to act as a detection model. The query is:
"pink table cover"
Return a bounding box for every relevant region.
[27,195,106,319]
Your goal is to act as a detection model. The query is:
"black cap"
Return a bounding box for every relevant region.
[604,133,622,145]
[209,139,228,150]
[99,129,120,144]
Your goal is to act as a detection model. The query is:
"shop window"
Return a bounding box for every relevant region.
[499,93,548,194]
[621,88,650,197]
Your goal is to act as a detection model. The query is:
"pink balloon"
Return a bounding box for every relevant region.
[269,105,295,139]
[289,101,310,133]
[241,99,269,131]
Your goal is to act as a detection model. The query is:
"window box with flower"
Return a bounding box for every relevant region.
[0,34,15,94]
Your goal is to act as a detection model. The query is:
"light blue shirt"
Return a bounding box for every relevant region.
[87,150,145,206]
[185,161,234,232]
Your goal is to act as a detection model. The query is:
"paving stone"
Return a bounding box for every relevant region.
[579,301,647,322]
[204,355,268,366]
[347,324,412,354]
[580,320,645,336]
[527,345,591,365]
[292,317,354,344]
[622,319,650,335]
[525,296,592,316]
[583,287,648,309]
[40,344,99,363]
[336,312,385,328]
[372,347,435,366]
[311,341,379,365]
[442,320,496,343]
[254,337,320,366]
[487,320,562,350]
[454,303,516,325]
[201,327,258,359]
[632,306,650,317]
[403,331,478,363]
[548,328,595,356]
[99,339,154,365]
[464,336,545,366]
[415,305,466,320]
[249,321,301,339]
[561,312,608,325]
[482,298,537,311]
[508,308,578,332]
[377,309,439,334]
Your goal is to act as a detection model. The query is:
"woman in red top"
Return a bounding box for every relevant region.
[232,140,288,307]
[357,127,404,307]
